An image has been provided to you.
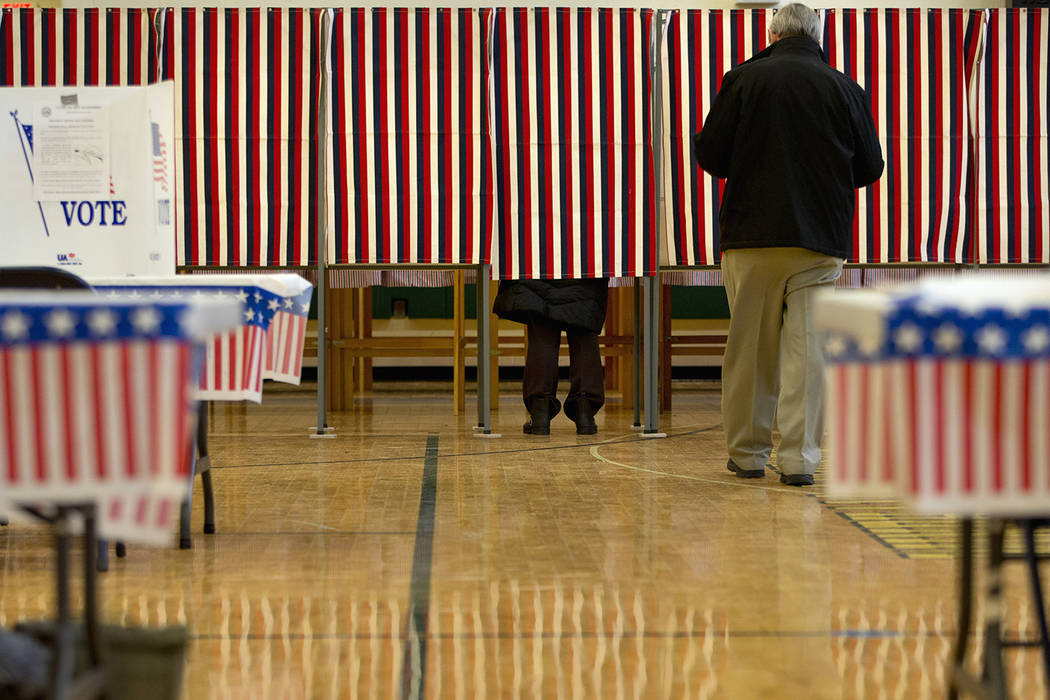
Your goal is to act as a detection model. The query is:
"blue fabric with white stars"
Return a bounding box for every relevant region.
[93,286,284,329]
[0,300,200,346]
[824,293,1050,362]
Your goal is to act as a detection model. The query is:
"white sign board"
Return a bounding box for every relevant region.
[0,83,176,276]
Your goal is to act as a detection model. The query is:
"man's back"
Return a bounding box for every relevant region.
[695,35,884,259]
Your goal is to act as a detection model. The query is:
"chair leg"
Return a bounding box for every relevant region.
[198,403,216,535]
[96,538,109,572]
[115,541,126,558]
[949,518,974,700]
[202,470,215,535]
[1022,520,1050,689]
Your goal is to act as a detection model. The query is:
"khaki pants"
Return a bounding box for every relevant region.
[720,247,843,476]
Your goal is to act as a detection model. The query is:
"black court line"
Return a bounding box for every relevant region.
[401,433,439,700]
[209,424,723,471]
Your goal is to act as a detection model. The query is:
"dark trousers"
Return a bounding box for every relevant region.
[522,319,605,420]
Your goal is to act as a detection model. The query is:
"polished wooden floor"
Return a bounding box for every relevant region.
[1,380,1047,698]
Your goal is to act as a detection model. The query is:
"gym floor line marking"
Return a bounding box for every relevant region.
[588,444,811,495]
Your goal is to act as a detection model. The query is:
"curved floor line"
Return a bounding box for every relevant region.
[589,445,810,495]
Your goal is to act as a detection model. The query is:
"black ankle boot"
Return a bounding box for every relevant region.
[522,398,551,435]
[573,398,597,435]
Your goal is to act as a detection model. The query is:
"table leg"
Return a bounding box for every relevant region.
[199,403,215,534]
[949,518,974,700]
[1022,520,1050,688]
[81,506,102,669]
[50,509,75,700]
[981,518,1006,698]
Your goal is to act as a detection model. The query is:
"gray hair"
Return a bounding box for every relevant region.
[769,3,822,44]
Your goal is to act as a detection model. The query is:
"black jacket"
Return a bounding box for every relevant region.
[693,36,884,259]
[492,279,609,335]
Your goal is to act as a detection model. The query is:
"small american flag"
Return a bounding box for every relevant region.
[0,294,238,544]
[819,277,1050,516]
[152,122,169,195]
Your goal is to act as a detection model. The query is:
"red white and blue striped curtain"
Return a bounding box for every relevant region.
[326,8,492,267]
[660,9,771,267]
[974,9,1050,264]
[0,8,166,87]
[824,9,982,264]
[489,8,656,280]
[661,9,983,266]
[171,8,327,268]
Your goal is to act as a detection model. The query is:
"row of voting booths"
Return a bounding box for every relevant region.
[0,6,1049,698]
[3,6,1048,434]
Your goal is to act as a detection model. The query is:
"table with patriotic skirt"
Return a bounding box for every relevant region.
[815,274,1050,699]
[0,291,241,544]
[88,273,314,402]
[87,273,314,548]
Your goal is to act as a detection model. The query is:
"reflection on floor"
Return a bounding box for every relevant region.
[0,381,1045,698]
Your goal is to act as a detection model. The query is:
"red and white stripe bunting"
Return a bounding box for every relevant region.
[974,8,1050,264]
[326,8,492,267]
[173,8,327,268]
[489,8,656,280]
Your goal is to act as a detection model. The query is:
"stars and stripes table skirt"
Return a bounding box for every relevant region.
[816,275,1050,516]
[0,292,240,544]
[90,273,313,401]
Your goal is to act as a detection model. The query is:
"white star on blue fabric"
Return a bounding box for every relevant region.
[1023,326,1050,353]
[932,323,963,353]
[45,309,76,338]
[824,334,847,358]
[894,323,923,352]
[131,307,162,333]
[299,303,309,313]
[283,298,294,309]
[235,290,249,303]
[253,291,262,303]
[87,309,117,337]
[244,309,255,322]
[268,299,280,311]
[1,311,30,340]
[976,324,1007,355]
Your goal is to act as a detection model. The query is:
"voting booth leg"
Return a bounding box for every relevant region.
[96,539,109,572]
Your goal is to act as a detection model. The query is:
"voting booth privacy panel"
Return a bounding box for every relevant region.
[1,7,1048,275]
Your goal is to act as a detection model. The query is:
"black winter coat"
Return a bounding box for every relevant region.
[492,279,609,335]
[693,36,884,259]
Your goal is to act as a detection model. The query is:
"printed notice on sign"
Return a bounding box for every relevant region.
[33,102,111,201]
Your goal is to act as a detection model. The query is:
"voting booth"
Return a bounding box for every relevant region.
[0,83,176,277]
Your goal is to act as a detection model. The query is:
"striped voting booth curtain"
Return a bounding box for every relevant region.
[660,9,983,266]
[327,8,492,268]
[170,8,327,268]
[974,8,1050,263]
[824,9,982,264]
[660,9,771,268]
[489,8,657,279]
[0,7,166,87]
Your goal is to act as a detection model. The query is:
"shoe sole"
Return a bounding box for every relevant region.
[523,427,550,435]
[780,474,814,486]
[728,464,765,479]
[576,427,597,435]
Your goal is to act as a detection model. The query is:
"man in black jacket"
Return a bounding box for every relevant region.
[694,3,883,486]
